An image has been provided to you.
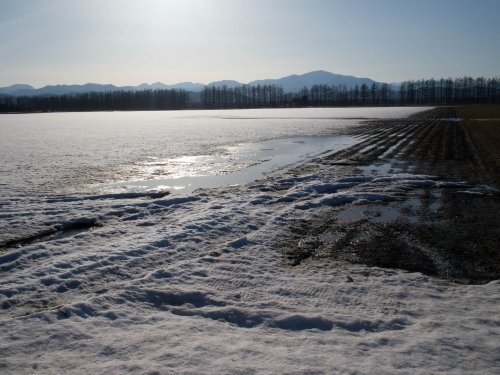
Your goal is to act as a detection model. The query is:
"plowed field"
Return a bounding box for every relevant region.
[285,106,500,283]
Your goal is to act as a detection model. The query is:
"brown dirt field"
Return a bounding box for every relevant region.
[281,106,500,284]
[457,105,500,186]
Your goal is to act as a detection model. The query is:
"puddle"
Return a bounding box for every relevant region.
[428,202,440,212]
[336,201,420,224]
[358,162,395,176]
[427,190,441,213]
[403,197,421,213]
[336,205,367,222]
[94,135,358,194]
[319,232,343,245]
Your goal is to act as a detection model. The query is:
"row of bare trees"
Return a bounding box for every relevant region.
[0,89,188,112]
[201,77,498,109]
[0,76,498,113]
[200,83,392,108]
[201,85,287,108]
[399,77,498,105]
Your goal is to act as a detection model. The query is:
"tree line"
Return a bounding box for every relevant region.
[398,77,498,105]
[200,82,395,108]
[0,76,498,113]
[0,89,188,113]
[202,77,498,109]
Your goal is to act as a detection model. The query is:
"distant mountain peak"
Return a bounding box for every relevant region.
[248,70,377,92]
[207,80,243,88]
[0,84,35,96]
[5,84,34,90]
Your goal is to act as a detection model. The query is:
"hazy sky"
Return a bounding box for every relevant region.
[1,0,499,87]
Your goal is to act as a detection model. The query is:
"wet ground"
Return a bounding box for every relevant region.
[282,106,500,284]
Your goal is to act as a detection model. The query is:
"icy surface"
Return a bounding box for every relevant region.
[0,107,430,197]
[93,135,358,194]
[0,107,498,374]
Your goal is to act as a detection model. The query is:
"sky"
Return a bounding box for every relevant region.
[0,0,499,87]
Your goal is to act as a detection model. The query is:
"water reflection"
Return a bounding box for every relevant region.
[95,134,358,194]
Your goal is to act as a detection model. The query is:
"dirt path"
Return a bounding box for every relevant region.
[284,106,500,284]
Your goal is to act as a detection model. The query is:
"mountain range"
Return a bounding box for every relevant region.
[0,70,379,96]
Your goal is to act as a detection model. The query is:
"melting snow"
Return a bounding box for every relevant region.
[0,107,498,373]
[1,159,498,374]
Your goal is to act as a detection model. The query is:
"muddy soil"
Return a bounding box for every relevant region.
[283,106,500,284]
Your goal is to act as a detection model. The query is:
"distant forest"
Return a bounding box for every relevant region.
[0,76,498,113]
[201,77,499,108]
[0,89,189,113]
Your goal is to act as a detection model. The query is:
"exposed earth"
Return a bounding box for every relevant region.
[282,105,500,284]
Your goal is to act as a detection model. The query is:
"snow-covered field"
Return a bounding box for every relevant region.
[0,108,498,374]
